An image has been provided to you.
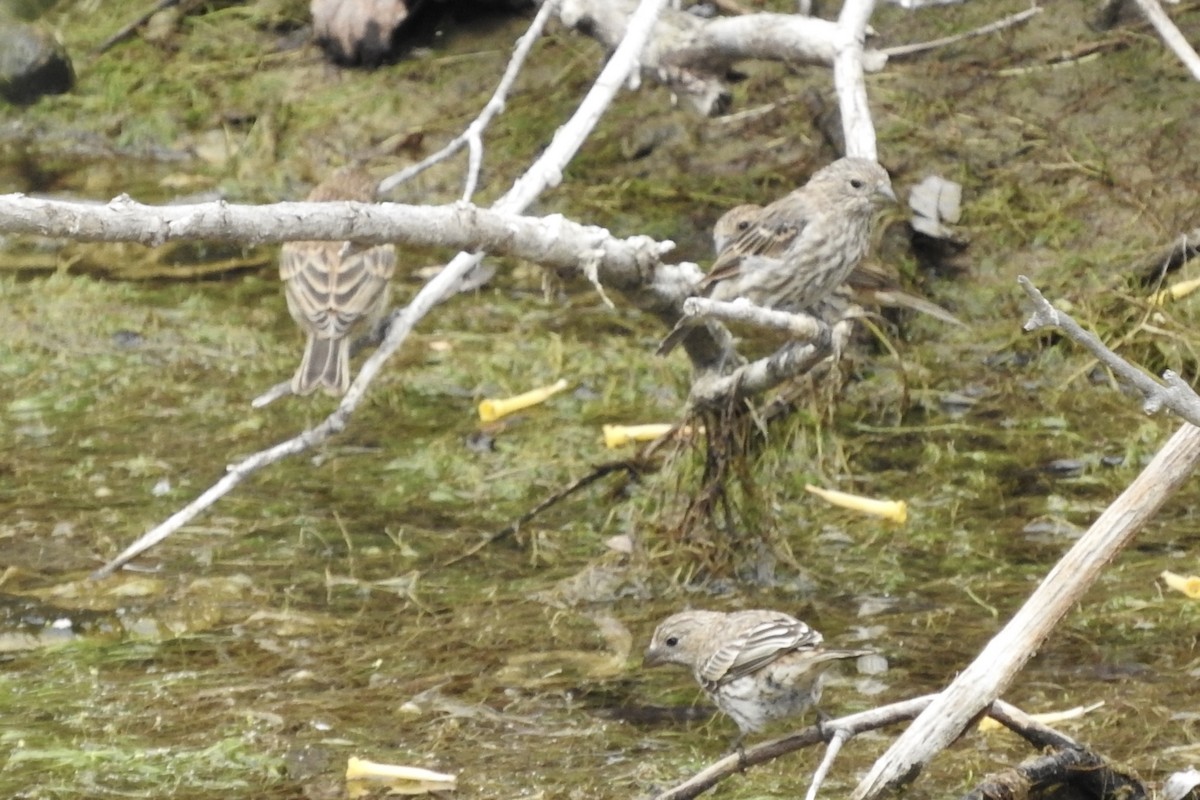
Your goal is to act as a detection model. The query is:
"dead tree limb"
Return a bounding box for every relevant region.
[960,747,1146,800]
[852,281,1200,799]
[652,696,1109,800]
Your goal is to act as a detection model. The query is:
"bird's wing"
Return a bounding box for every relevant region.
[700,616,822,685]
[698,200,807,291]
[329,245,396,321]
[282,242,395,338]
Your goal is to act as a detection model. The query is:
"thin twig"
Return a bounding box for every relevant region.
[653,696,937,800]
[93,0,183,55]
[989,700,1080,751]
[882,5,1043,59]
[688,316,855,410]
[805,726,850,800]
[1018,276,1200,426]
[90,0,674,578]
[653,695,1085,800]
[442,459,644,566]
[681,297,825,340]
[377,0,560,199]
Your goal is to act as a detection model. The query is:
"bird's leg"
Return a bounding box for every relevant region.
[723,731,750,769]
[814,705,842,743]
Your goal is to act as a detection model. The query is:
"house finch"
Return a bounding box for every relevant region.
[280,168,396,396]
[657,157,896,355]
[643,609,871,740]
[714,203,963,327]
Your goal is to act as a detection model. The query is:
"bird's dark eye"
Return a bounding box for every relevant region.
[665,636,679,647]
[849,178,865,189]
[737,220,751,231]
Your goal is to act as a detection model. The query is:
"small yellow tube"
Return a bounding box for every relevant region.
[1152,276,1200,306]
[345,757,457,785]
[603,423,675,448]
[478,378,569,422]
[977,701,1105,732]
[805,484,908,523]
[1161,570,1200,599]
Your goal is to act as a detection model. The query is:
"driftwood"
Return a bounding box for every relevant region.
[960,747,1145,800]
[850,279,1200,799]
[557,0,887,116]
[651,696,1137,800]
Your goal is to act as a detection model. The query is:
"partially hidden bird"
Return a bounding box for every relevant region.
[657,156,897,356]
[280,168,396,397]
[714,203,963,327]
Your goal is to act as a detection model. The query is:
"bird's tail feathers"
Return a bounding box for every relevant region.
[292,336,351,397]
[655,318,697,356]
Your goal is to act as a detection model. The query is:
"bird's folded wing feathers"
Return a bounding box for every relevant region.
[283,243,395,337]
[699,212,805,290]
[700,617,822,684]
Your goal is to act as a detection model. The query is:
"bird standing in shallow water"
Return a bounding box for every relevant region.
[658,157,896,355]
[644,609,871,743]
[280,168,396,397]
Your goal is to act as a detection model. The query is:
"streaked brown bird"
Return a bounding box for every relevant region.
[714,203,963,327]
[658,157,896,355]
[644,609,871,741]
[280,168,396,397]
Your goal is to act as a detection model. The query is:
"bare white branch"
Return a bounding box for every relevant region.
[376,0,561,197]
[882,5,1043,59]
[1018,276,1200,425]
[559,0,886,114]
[852,420,1200,799]
[805,727,849,800]
[682,296,825,340]
[1131,0,1200,81]
[834,0,880,159]
[0,194,668,274]
[688,317,855,409]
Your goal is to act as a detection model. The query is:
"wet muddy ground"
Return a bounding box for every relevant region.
[3,0,1200,797]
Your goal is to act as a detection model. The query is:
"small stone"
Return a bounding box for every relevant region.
[0,21,74,105]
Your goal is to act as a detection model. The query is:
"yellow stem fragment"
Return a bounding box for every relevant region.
[1151,276,1200,306]
[805,484,907,523]
[977,701,1105,732]
[478,378,569,422]
[345,757,457,787]
[1162,570,1200,599]
[603,423,675,448]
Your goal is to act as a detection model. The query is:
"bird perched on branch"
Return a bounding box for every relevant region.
[715,203,963,327]
[280,168,396,397]
[657,157,897,355]
[644,609,871,742]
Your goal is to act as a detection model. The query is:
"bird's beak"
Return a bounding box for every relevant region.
[877,183,898,204]
[643,648,664,668]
